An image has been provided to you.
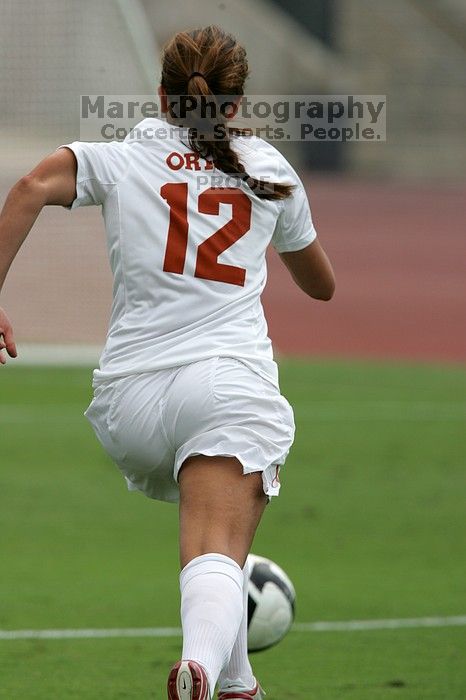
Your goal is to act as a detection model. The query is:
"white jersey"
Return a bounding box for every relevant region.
[64,118,316,387]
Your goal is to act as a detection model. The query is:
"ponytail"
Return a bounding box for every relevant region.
[161,26,294,201]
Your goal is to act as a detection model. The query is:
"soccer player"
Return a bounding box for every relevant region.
[0,26,334,700]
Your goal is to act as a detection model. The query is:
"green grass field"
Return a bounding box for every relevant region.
[1,360,465,699]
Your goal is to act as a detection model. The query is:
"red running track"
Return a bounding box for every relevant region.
[263,177,466,364]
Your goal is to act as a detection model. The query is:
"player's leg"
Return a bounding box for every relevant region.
[167,357,293,699]
[168,455,266,700]
[216,557,265,699]
[179,455,267,568]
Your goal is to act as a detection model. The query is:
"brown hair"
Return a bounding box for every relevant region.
[161,26,294,201]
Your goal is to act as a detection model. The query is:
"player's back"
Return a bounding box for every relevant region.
[66,117,316,385]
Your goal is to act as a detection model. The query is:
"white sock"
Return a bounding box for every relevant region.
[217,558,255,692]
[180,553,244,697]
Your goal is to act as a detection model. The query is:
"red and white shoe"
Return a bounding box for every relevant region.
[167,660,210,700]
[218,682,266,699]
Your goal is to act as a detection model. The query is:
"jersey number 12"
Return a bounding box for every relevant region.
[161,184,252,287]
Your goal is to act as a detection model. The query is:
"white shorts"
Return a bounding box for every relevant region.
[84,357,295,503]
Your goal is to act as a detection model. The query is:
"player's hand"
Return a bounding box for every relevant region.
[0,307,17,364]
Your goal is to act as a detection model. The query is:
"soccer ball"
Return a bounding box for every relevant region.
[247,553,296,652]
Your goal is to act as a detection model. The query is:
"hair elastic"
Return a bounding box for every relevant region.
[188,71,205,80]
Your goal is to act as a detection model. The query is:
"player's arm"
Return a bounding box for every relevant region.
[279,238,335,301]
[0,148,77,363]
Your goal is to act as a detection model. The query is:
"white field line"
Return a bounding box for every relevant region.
[1,616,465,641]
[293,615,466,632]
[8,344,101,366]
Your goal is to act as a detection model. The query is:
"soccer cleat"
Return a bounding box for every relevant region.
[167,660,210,700]
[217,682,266,700]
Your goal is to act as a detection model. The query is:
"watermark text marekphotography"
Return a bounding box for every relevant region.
[80,94,386,142]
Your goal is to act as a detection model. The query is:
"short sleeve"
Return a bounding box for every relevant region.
[59,141,128,209]
[271,169,317,254]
